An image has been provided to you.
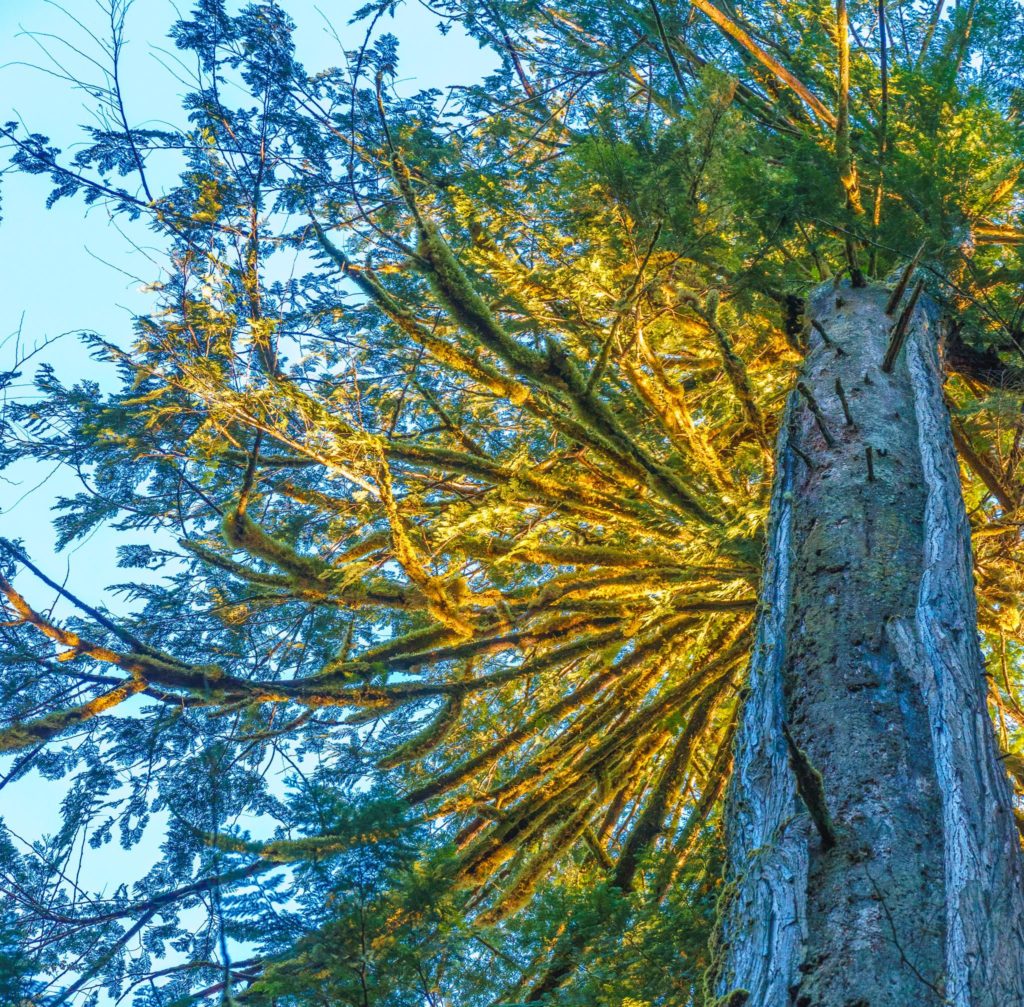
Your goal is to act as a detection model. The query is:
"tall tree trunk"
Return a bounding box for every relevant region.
[714,283,1024,1006]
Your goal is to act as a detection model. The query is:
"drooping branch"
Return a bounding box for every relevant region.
[949,415,1019,512]
[612,674,729,890]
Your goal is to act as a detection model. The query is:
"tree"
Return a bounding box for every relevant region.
[2,0,1024,1003]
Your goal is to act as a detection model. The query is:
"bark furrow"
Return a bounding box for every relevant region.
[713,399,809,1005]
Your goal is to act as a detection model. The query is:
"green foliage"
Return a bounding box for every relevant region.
[2,0,1024,1002]
[0,908,34,1005]
[538,833,724,1007]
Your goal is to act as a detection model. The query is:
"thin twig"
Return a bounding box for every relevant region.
[812,319,845,355]
[797,381,837,447]
[835,377,855,427]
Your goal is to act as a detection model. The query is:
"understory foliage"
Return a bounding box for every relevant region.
[2,0,1024,1002]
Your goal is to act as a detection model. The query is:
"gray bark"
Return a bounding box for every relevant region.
[716,284,1024,1006]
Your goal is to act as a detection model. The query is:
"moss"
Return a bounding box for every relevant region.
[377,694,463,770]
[703,873,742,1004]
[222,507,331,593]
[0,677,147,752]
[711,992,750,1007]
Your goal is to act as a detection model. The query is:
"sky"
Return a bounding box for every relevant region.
[0,1,497,1000]
[0,0,497,593]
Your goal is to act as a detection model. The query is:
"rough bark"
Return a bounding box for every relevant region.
[716,283,1024,1006]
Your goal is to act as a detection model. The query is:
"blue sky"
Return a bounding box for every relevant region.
[0,2,496,1000]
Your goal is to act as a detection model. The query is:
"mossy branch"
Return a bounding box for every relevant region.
[0,677,148,752]
[612,675,726,891]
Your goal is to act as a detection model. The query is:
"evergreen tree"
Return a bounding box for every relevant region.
[3,0,1024,1003]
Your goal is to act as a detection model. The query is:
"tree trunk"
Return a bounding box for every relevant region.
[714,283,1024,1007]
